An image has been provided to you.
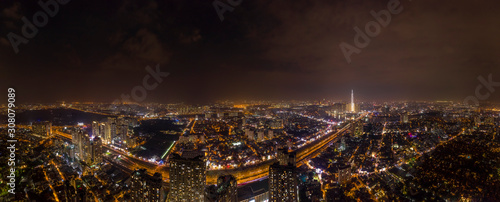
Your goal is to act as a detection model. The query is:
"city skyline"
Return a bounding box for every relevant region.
[3,100,499,201]
[1,0,500,201]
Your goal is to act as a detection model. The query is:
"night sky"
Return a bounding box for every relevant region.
[1,0,499,104]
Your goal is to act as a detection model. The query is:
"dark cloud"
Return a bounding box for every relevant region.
[0,0,499,104]
[2,3,21,19]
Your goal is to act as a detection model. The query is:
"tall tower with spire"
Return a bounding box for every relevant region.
[351,89,355,112]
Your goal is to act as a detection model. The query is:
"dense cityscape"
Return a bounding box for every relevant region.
[1,93,499,201]
[2,0,500,201]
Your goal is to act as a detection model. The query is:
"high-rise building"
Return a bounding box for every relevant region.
[351,89,355,112]
[110,122,116,142]
[269,149,298,202]
[332,103,346,113]
[103,122,111,144]
[99,123,107,144]
[72,129,85,159]
[400,112,409,124]
[92,121,100,137]
[82,134,92,163]
[91,137,103,165]
[117,124,128,141]
[351,121,363,138]
[32,121,52,136]
[130,169,163,202]
[71,129,82,147]
[72,129,102,166]
[168,152,206,201]
[104,117,116,144]
[68,145,75,162]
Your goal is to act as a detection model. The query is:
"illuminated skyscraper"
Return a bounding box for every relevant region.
[351,121,363,138]
[104,117,116,144]
[82,134,92,163]
[71,128,85,159]
[99,123,107,144]
[92,121,100,137]
[269,149,298,202]
[168,152,206,201]
[72,129,102,165]
[71,128,81,146]
[92,137,103,165]
[32,121,52,137]
[351,89,355,112]
[130,169,163,202]
[117,124,128,141]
